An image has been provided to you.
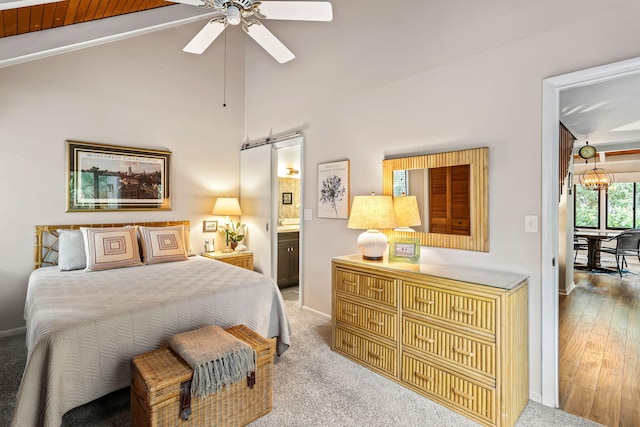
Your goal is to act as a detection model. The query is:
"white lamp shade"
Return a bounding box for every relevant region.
[212,197,242,216]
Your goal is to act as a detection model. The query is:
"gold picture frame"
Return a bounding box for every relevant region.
[66,140,171,211]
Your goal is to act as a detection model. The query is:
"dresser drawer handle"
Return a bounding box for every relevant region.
[415,297,435,305]
[415,334,435,344]
[453,347,475,357]
[342,279,357,288]
[368,287,384,294]
[368,351,382,360]
[414,372,433,382]
[452,306,475,316]
[451,387,475,401]
[343,310,357,317]
[367,318,384,326]
[342,339,356,348]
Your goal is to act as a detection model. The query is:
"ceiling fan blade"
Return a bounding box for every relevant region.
[257,1,333,21]
[246,24,295,64]
[167,0,205,6]
[183,20,227,54]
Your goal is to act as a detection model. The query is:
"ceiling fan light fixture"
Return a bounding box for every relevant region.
[226,5,241,25]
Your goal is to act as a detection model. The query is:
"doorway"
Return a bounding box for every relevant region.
[274,141,302,302]
[541,56,640,408]
[240,134,303,306]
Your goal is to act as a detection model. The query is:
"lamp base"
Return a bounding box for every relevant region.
[357,229,388,261]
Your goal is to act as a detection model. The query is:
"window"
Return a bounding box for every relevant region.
[392,169,408,196]
[606,182,636,229]
[575,181,640,230]
[574,185,600,228]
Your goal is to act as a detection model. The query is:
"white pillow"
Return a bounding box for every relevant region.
[57,229,86,271]
[139,225,189,264]
[81,226,142,271]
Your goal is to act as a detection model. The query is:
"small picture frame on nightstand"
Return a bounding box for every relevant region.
[389,237,420,264]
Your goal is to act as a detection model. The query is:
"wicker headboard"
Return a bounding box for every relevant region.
[34,220,191,270]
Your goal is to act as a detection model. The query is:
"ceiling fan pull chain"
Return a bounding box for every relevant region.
[223,30,227,107]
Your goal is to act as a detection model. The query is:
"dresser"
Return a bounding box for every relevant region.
[331,255,528,427]
[201,251,254,271]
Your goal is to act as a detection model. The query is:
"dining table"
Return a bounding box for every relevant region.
[574,230,618,270]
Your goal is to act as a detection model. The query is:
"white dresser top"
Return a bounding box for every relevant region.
[333,254,528,290]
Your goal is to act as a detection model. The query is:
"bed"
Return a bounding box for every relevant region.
[11,221,291,427]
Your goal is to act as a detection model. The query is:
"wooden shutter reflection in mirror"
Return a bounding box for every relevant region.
[429,165,470,235]
[383,147,487,252]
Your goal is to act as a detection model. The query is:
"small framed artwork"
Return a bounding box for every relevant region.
[389,237,421,263]
[203,220,218,232]
[282,192,293,205]
[318,160,350,219]
[66,140,171,211]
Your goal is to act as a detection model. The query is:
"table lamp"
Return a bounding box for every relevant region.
[347,194,398,260]
[212,197,242,252]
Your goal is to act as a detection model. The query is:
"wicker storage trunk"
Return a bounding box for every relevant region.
[131,325,275,427]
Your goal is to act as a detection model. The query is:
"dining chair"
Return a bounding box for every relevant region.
[573,236,588,263]
[596,230,640,277]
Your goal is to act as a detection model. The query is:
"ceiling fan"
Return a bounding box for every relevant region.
[171,0,333,63]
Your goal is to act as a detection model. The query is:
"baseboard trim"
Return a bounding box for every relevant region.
[301,305,330,320]
[529,390,543,405]
[0,326,26,338]
[559,281,576,296]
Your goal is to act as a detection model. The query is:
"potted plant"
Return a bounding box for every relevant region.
[222,221,245,251]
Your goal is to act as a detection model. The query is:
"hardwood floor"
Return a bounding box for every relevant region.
[560,270,640,427]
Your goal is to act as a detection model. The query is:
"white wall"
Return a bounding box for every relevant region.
[0,21,245,333]
[242,0,640,402]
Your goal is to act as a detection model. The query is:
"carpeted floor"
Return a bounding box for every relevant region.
[1,288,602,427]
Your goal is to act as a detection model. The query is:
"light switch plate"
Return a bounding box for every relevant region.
[525,215,538,233]
[304,209,312,220]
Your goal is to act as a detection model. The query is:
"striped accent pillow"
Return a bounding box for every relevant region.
[139,225,188,264]
[81,226,142,271]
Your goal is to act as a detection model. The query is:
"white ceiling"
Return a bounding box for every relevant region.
[560,70,640,150]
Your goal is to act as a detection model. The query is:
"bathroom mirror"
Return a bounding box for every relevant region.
[383,147,488,252]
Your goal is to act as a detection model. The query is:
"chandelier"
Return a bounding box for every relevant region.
[579,157,614,191]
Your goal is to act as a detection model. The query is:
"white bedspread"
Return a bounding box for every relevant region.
[11,256,291,427]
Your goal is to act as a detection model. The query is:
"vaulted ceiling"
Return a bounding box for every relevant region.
[0,1,176,38]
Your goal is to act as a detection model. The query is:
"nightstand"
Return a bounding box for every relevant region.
[201,250,254,271]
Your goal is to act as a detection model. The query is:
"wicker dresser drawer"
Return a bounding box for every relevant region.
[335,297,396,341]
[334,326,396,377]
[402,353,496,426]
[335,267,396,307]
[402,281,496,335]
[402,317,495,380]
